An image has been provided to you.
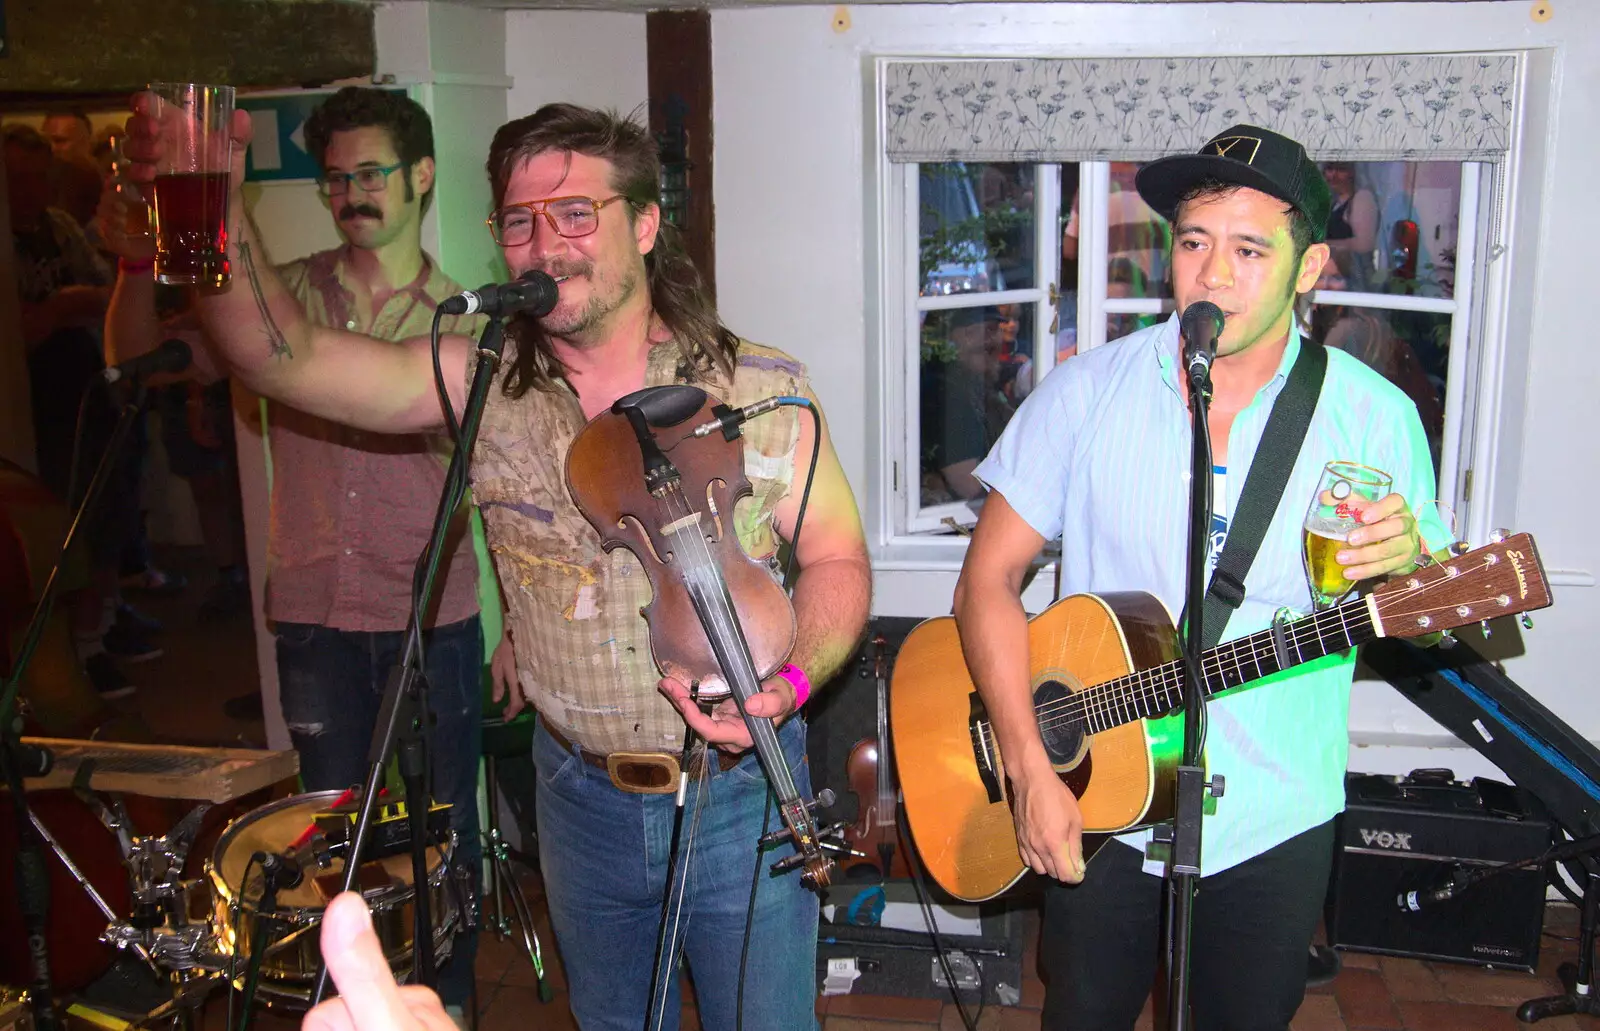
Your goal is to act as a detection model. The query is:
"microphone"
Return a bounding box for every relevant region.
[103,338,191,384]
[1180,301,1225,385]
[439,270,563,317]
[254,850,306,892]
[691,396,797,439]
[1396,863,1479,913]
[3,739,54,778]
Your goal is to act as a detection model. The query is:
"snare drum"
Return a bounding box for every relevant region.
[207,791,458,1004]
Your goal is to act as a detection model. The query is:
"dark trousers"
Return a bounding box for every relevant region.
[274,614,484,1009]
[1040,819,1336,1031]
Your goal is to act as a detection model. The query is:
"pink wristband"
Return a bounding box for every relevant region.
[118,256,155,275]
[774,663,811,709]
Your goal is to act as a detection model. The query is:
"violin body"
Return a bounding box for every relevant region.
[565,389,795,693]
[842,738,912,879]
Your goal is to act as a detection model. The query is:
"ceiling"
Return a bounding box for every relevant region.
[451,0,1476,9]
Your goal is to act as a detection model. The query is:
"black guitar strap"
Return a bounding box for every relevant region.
[1200,340,1328,651]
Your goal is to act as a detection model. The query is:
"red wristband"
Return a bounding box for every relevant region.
[774,663,811,709]
[118,257,155,275]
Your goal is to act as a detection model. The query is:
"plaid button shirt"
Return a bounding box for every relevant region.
[264,245,481,631]
[473,338,809,755]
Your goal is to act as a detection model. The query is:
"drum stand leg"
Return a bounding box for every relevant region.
[483,754,551,1003]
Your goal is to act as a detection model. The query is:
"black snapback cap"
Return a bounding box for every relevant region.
[1135,124,1332,243]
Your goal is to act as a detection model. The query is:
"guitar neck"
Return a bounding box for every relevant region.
[1065,595,1379,735]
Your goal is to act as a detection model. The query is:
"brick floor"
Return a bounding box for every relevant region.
[450,868,1591,1030]
[182,867,1593,1031]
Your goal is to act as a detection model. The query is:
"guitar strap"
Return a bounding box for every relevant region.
[1200,339,1328,651]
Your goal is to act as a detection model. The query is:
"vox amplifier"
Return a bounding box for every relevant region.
[1326,770,1554,971]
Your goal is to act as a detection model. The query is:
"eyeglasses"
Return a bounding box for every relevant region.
[316,163,405,197]
[487,195,627,247]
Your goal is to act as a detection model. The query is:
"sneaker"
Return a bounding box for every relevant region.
[119,566,189,596]
[115,602,164,634]
[84,652,137,700]
[102,623,164,663]
[198,575,252,622]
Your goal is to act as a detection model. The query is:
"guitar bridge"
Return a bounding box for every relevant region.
[968,693,1005,804]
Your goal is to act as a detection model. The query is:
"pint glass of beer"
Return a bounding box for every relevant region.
[148,83,235,287]
[1302,461,1392,608]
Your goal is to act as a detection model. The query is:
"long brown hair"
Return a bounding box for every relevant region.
[485,103,737,397]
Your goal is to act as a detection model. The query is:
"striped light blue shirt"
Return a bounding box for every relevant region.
[974,314,1450,875]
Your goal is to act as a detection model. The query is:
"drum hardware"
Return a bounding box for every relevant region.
[480,731,549,1002]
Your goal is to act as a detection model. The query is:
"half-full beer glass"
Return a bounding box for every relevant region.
[1302,461,1392,609]
[148,83,235,287]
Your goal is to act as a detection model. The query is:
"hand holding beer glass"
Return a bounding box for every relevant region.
[1302,461,1393,609]
[146,83,235,287]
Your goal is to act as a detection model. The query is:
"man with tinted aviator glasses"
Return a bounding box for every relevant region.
[105,85,493,1018]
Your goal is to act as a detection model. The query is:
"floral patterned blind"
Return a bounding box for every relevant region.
[883,54,1517,163]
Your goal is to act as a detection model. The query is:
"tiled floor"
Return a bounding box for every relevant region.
[83,548,1600,1029]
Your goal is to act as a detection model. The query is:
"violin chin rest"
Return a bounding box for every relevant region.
[612,384,707,427]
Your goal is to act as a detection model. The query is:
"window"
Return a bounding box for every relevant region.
[893,158,1484,544]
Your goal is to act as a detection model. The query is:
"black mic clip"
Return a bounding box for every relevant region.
[1397,863,1478,913]
[691,396,788,440]
[2,737,54,779]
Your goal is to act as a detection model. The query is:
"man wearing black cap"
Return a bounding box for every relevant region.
[952,125,1450,1027]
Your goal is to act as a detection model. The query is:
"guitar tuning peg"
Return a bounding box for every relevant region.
[1449,540,1472,557]
[1439,629,1458,649]
[1521,613,1534,631]
[1479,619,1493,640]
[1489,527,1512,544]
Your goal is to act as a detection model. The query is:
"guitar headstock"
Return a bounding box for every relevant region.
[1371,532,1552,639]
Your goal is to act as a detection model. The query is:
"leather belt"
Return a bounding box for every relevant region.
[542,721,740,794]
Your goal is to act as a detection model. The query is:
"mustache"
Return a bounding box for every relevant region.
[338,203,383,221]
[533,260,591,279]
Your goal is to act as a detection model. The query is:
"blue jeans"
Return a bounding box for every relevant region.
[274,615,484,1009]
[533,716,820,1031]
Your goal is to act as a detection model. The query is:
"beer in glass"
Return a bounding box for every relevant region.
[1302,461,1392,609]
[148,83,235,287]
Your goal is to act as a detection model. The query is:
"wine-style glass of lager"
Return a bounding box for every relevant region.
[1302,461,1393,609]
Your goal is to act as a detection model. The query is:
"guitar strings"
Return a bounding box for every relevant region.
[973,560,1499,746]
[1027,559,1485,734]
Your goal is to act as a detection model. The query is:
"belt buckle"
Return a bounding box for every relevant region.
[606,751,681,795]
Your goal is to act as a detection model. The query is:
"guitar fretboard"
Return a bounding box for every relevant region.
[1035,598,1377,738]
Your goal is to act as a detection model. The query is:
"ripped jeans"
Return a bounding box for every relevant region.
[274,615,483,1007]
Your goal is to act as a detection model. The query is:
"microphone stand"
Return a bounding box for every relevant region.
[1165,344,1214,1031]
[308,316,507,1006]
[0,379,151,1031]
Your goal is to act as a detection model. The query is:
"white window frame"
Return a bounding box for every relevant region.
[881,157,1499,553]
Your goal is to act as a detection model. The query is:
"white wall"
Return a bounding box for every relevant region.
[505,11,648,121]
[711,0,1597,777]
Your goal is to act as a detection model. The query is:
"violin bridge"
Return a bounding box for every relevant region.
[661,511,704,537]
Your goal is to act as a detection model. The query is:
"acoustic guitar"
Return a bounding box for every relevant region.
[890,533,1553,902]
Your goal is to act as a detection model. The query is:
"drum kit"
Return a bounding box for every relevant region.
[7,744,550,1031]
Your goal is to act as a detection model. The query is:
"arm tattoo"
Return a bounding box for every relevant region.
[238,241,293,360]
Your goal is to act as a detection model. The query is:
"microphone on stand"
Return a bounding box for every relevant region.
[1180,301,1225,386]
[103,338,191,384]
[439,271,564,317]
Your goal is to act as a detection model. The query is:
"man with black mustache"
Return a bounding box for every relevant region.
[103,86,489,1015]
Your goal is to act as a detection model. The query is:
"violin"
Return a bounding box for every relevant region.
[565,384,834,891]
[842,633,911,879]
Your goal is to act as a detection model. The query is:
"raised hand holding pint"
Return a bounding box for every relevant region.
[147,82,235,287]
[1302,461,1393,609]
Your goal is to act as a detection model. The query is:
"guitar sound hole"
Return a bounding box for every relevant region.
[1034,679,1086,766]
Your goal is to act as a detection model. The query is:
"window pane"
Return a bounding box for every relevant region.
[919,304,1033,507]
[1310,304,1449,468]
[1316,161,1460,299]
[1059,161,1172,302]
[919,163,1036,296]
[1104,312,1168,347]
